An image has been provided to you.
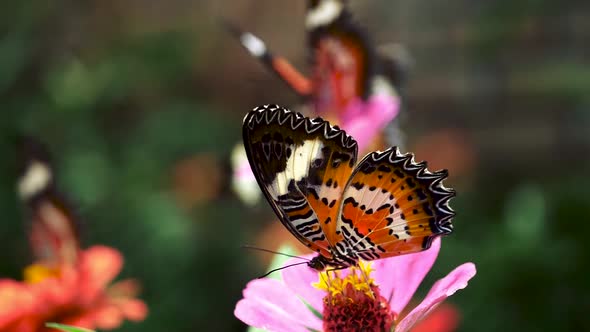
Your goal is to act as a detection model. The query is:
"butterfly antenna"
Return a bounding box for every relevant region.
[241,245,310,261]
[258,261,310,279]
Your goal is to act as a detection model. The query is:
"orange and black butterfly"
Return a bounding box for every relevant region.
[243,105,454,270]
[16,137,80,266]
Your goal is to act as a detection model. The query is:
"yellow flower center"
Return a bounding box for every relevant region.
[313,260,376,301]
[23,263,60,284]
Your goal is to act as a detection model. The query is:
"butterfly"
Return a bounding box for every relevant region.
[228,0,406,119]
[243,104,455,270]
[16,136,80,267]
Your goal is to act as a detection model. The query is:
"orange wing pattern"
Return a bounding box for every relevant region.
[242,105,358,259]
[336,147,455,261]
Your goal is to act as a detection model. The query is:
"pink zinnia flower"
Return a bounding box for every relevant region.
[234,238,476,332]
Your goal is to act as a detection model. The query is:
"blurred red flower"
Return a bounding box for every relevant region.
[0,246,147,332]
[409,303,460,332]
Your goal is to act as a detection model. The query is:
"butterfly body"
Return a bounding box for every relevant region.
[243,105,455,270]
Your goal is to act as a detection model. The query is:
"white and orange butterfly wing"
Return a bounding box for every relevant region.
[242,105,358,258]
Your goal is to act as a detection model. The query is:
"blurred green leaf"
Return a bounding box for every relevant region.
[0,34,30,92]
[45,323,95,332]
[509,62,590,99]
[504,184,545,250]
[45,60,96,111]
[62,148,112,206]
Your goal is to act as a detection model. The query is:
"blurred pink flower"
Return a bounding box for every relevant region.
[234,238,476,332]
[339,94,400,152]
[0,246,147,332]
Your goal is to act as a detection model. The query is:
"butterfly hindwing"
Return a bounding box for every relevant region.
[243,105,358,257]
[336,147,455,261]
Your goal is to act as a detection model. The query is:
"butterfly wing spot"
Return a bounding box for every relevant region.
[18,161,53,200]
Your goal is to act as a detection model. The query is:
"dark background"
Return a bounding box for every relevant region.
[1,1,589,331]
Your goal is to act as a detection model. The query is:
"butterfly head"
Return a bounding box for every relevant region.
[307,255,329,271]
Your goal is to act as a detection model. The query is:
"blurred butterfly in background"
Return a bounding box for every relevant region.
[227,0,408,123]
[243,105,455,270]
[16,137,80,267]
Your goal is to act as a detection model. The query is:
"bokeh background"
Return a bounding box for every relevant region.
[1,0,589,331]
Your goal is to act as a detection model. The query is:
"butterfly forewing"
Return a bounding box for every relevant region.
[29,195,80,265]
[336,147,455,261]
[243,105,358,257]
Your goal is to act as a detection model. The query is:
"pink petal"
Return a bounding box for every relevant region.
[341,94,400,152]
[234,278,322,332]
[372,237,441,316]
[395,263,477,332]
[5,319,37,332]
[108,279,142,298]
[78,246,123,301]
[93,304,125,330]
[30,266,78,307]
[120,298,148,322]
[281,256,325,314]
[0,280,35,327]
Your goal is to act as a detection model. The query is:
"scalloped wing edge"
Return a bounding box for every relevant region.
[364,146,455,236]
[243,104,358,150]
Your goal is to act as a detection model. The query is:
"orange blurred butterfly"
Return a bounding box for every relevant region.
[227,0,408,119]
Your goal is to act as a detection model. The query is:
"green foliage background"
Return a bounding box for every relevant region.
[1,1,589,331]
